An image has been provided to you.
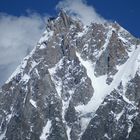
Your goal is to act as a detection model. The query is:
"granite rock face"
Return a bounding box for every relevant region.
[0,11,140,140]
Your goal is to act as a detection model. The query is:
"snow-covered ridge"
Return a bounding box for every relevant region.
[38,30,54,44]
[5,30,54,85]
[5,47,37,84]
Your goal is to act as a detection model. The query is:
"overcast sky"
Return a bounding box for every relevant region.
[0,0,139,86]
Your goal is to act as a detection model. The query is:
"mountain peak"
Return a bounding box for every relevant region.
[0,11,140,140]
[58,9,74,28]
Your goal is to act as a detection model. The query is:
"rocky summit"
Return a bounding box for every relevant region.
[0,10,140,140]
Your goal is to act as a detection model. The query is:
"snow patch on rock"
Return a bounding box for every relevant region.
[40,120,52,140]
[30,99,37,108]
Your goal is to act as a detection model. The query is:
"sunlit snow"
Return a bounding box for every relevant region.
[30,99,37,108]
[40,120,52,140]
[75,45,140,115]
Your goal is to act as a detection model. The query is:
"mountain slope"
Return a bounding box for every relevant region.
[0,10,140,140]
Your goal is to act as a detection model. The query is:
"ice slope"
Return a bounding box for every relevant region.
[75,45,140,116]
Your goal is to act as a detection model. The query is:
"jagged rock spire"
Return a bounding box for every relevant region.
[58,9,72,28]
[46,9,73,32]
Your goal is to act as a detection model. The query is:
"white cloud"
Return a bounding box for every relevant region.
[0,13,47,86]
[56,0,105,25]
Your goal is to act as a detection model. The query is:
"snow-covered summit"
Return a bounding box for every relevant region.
[0,11,140,140]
